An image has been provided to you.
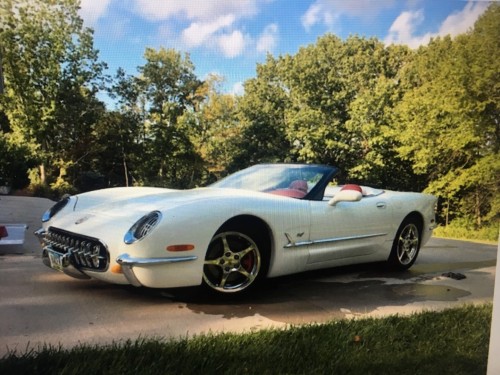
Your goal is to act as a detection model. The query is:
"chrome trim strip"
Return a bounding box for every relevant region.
[284,232,388,249]
[121,265,142,287]
[116,253,198,266]
[116,253,198,287]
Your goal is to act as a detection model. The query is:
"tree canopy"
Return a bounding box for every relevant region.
[0,0,498,228]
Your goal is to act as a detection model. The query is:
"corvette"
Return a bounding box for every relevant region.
[36,164,437,295]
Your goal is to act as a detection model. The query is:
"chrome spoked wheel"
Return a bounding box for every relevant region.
[389,219,421,271]
[396,223,419,265]
[203,231,261,294]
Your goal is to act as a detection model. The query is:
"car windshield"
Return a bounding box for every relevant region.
[211,164,337,199]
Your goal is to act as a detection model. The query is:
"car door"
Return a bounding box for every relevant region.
[307,196,391,264]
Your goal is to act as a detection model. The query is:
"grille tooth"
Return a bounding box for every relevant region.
[92,245,101,268]
[45,227,109,272]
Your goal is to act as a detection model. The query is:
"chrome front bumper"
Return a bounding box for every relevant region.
[36,228,198,287]
[116,253,198,287]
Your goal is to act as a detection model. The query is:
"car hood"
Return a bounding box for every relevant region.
[71,186,263,220]
[45,186,269,238]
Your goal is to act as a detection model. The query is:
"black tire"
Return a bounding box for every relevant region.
[388,218,421,271]
[202,231,266,295]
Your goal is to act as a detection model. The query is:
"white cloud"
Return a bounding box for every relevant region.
[79,0,112,27]
[218,31,246,58]
[131,0,270,59]
[133,0,259,22]
[256,24,279,53]
[438,1,489,37]
[231,82,245,96]
[182,15,236,48]
[302,3,323,31]
[384,1,490,48]
[302,0,395,31]
[384,10,427,48]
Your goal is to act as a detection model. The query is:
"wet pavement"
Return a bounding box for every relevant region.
[0,196,497,356]
[0,237,496,356]
[172,241,495,323]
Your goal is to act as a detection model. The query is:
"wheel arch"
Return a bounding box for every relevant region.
[387,210,425,270]
[402,211,424,241]
[216,214,274,276]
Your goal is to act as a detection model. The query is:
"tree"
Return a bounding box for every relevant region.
[110,48,204,188]
[0,129,38,190]
[394,4,500,226]
[107,68,150,186]
[345,75,424,191]
[0,0,106,189]
[179,75,240,182]
[88,111,142,189]
[283,35,393,174]
[229,55,291,172]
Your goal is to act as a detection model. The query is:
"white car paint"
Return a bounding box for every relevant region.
[37,164,437,294]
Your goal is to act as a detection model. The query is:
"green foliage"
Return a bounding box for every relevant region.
[0,0,106,187]
[228,55,292,172]
[283,36,392,169]
[394,4,499,226]
[89,111,142,188]
[434,220,499,242]
[0,304,492,375]
[0,0,498,233]
[110,48,204,188]
[179,75,240,182]
[0,131,37,189]
[345,74,425,190]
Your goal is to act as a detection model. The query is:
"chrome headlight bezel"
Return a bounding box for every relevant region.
[124,211,162,244]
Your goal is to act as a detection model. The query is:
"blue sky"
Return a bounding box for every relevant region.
[79,0,492,96]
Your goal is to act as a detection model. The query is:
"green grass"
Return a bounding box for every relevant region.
[433,223,499,243]
[0,304,492,375]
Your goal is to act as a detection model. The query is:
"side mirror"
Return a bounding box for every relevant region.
[328,189,362,206]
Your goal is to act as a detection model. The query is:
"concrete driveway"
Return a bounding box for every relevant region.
[0,196,497,356]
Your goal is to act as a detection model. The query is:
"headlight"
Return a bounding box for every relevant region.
[124,211,162,244]
[42,195,71,222]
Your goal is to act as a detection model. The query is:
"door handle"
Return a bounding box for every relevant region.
[376,202,386,209]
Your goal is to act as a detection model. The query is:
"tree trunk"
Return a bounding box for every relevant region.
[39,163,46,185]
[475,190,481,227]
[123,156,129,187]
[445,198,449,227]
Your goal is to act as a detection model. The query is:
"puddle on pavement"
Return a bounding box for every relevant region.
[170,278,471,325]
[390,283,469,301]
[152,258,492,325]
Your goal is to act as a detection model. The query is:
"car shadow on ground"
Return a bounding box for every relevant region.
[119,260,484,323]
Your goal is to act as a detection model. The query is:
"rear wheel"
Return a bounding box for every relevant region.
[203,231,263,294]
[388,219,421,270]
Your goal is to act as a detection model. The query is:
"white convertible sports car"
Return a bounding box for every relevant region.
[36,164,437,295]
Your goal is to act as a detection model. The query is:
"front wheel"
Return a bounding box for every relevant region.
[203,231,262,294]
[388,219,421,271]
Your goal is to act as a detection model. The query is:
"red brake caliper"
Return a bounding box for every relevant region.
[241,253,254,272]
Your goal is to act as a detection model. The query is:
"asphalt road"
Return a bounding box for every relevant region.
[0,196,497,356]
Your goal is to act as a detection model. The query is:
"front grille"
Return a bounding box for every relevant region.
[45,227,109,271]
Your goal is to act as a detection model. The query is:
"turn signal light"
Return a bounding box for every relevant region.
[111,264,123,274]
[166,244,195,252]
